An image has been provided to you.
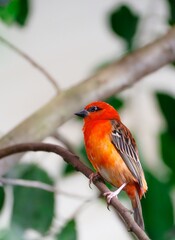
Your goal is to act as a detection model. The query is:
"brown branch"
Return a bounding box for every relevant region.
[1,27,175,175]
[0,36,59,91]
[0,142,150,240]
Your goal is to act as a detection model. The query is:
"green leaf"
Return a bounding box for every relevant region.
[0,187,5,212]
[15,0,28,25]
[0,0,29,26]
[63,163,76,176]
[57,219,77,240]
[105,96,124,110]
[160,131,175,176]
[156,93,175,137]
[12,164,54,234]
[167,0,175,66]
[109,5,139,50]
[166,0,175,25]
[142,170,173,240]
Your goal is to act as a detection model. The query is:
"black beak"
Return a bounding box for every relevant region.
[74,109,88,118]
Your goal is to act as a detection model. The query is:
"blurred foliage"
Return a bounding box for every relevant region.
[0,0,29,25]
[0,188,5,212]
[157,92,175,189]
[148,91,175,240]
[167,0,175,67]
[156,93,175,137]
[167,0,175,25]
[160,131,175,180]
[56,219,77,240]
[11,164,54,237]
[142,170,173,240]
[109,5,139,51]
[105,95,124,110]
[63,163,75,176]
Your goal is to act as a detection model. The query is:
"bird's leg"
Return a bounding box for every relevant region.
[104,182,127,208]
[89,172,104,189]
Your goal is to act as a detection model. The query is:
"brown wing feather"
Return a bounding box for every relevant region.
[110,120,144,188]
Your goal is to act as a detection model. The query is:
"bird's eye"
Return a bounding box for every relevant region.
[87,106,102,112]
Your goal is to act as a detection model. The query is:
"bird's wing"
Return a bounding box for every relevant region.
[110,120,144,188]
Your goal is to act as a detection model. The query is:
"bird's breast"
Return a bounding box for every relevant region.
[83,120,134,187]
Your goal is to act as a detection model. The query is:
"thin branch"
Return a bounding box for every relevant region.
[0,142,150,240]
[0,177,88,199]
[1,27,175,175]
[0,177,56,192]
[0,36,59,91]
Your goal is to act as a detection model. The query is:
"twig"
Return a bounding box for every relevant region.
[1,27,175,175]
[0,177,56,192]
[0,142,150,240]
[0,36,59,90]
[0,177,88,199]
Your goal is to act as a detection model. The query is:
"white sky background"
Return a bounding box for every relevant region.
[0,0,175,239]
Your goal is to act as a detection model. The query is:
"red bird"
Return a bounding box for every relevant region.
[75,101,147,230]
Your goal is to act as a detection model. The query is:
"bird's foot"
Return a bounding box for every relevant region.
[89,172,103,189]
[103,182,127,209]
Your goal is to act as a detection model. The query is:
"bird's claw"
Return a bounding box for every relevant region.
[103,191,118,210]
[89,172,102,189]
[103,182,127,209]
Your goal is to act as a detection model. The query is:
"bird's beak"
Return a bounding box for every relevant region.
[74,109,88,118]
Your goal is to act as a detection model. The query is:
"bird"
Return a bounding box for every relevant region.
[75,101,147,230]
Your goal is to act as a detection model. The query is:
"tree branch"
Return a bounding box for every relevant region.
[0,177,88,199]
[0,36,59,91]
[0,177,56,192]
[1,27,175,175]
[0,142,150,240]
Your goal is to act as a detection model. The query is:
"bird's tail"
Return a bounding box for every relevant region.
[131,191,145,230]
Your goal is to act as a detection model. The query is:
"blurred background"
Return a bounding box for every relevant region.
[0,0,175,239]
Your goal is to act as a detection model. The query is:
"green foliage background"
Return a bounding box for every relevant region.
[0,1,175,239]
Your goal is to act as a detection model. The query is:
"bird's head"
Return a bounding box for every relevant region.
[75,101,120,122]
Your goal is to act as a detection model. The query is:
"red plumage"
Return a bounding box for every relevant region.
[75,101,147,229]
